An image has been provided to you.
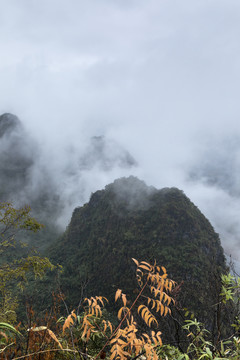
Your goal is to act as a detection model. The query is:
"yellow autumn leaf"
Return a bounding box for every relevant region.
[115,288,122,302]
[81,324,88,339]
[108,321,113,334]
[152,336,158,346]
[110,352,117,360]
[84,298,91,306]
[63,313,75,334]
[110,337,118,345]
[118,307,124,320]
[165,283,169,292]
[47,329,63,349]
[86,328,91,342]
[149,315,158,327]
[140,261,152,267]
[151,299,156,310]
[160,303,164,316]
[144,313,151,326]
[102,320,107,332]
[164,306,169,316]
[122,293,127,306]
[132,258,139,266]
[143,333,150,341]
[137,304,145,314]
[141,307,148,319]
[161,266,167,273]
[164,293,169,303]
[71,310,77,319]
[139,264,151,271]
[117,339,128,346]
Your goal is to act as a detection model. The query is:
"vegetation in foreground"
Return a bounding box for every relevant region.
[1,256,240,359]
[1,201,240,359]
[48,177,227,333]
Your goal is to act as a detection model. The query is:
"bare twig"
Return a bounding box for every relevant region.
[93,279,148,360]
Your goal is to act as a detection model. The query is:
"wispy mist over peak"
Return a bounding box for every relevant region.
[0,113,21,138]
[0,113,137,227]
[106,176,157,211]
[1,1,240,261]
[0,113,36,200]
[79,136,137,171]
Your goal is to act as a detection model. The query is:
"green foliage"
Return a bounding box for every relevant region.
[0,201,54,323]
[0,258,240,359]
[0,291,18,323]
[156,344,182,359]
[0,321,22,355]
[47,177,227,343]
[0,202,43,240]
[220,273,240,304]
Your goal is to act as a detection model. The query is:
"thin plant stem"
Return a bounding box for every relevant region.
[93,279,148,360]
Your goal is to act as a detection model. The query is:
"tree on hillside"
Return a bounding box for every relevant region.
[0,202,54,323]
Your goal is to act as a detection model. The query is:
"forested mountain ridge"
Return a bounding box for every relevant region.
[48,176,227,329]
[0,113,230,345]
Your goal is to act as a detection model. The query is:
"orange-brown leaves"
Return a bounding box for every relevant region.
[102,320,113,334]
[84,296,108,318]
[0,258,176,360]
[62,310,76,334]
[138,305,158,327]
[115,289,127,307]
[115,289,130,321]
[115,289,122,302]
[132,258,139,266]
[109,321,162,360]
[134,259,175,324]
[61,295,113,349]
[47,329,63,349]
[28,326,63,349]
[81,314,95,342]
[81,296,109,342]
[105,259,175,360]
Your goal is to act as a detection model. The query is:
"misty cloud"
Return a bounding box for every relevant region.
[79,136,137,171]
[107,176,157,212]
[0,113,137,226]
[186,135,240,260]
[0,1,240,262]
[189,136,240,197]
[0,113,35,199]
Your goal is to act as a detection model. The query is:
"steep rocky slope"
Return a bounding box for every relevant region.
[49,176,227,328]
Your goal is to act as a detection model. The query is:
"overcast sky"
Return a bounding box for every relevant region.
[1,0,240,260]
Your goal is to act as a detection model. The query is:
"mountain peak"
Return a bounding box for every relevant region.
[49,176,226,336]
[0,113,21,138]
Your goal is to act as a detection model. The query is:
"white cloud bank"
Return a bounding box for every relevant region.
[1,0,240,260]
